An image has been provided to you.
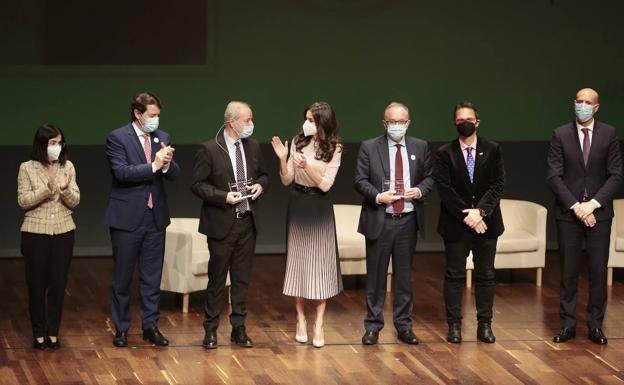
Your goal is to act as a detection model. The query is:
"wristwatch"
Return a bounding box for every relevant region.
[479,208,487,217]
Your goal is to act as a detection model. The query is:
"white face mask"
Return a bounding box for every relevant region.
[47,144,62,161]
[302,120,317,137]
[386,123,408,141]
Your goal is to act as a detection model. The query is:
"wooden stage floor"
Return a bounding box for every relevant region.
[3,252,624,384]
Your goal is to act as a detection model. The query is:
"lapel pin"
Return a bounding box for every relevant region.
[154,137,160,143]
[410,154,416,160]
[479,152,483,156]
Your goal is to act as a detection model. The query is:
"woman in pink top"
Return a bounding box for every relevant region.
[271,102,343,348]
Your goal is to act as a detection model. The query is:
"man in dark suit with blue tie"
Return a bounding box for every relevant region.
[433,102,505,344]
[104,92,180,347]
[354,102,433,345]
[548,88,622,345]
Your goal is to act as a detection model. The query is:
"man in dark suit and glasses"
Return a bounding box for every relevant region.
[547,88,623,345]
[433,102,505,344]
[354,102,433,345]
[105,92,181,347]
[191,101,269,349]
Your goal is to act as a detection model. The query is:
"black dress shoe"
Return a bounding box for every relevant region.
[447,323,462,344]
[230,326,253,347]
[588,328,608,345]
[397,329,420,345]
[361,330,379,345]
[477,323,496,343]
[143,326,169,346]
[33,338,46,350]
[553,327,576,343]
[113,330,128,347]
[45,337,61,350]
[202,330,218,349]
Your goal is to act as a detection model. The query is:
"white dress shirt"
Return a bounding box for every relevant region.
[132,122,169,173]
[572,119,600,208]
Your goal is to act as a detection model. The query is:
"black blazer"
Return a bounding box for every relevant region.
[546,121,623,222]
[354,134,433,240]
[433,137,505,241]
[191,134,269,239]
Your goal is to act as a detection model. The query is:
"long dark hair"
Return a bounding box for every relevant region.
[294,101,342,162]
[30,123,67,166]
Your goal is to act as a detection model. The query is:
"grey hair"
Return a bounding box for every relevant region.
[383,102,409,119]
[224,101,251,123]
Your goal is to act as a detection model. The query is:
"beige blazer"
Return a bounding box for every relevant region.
[17,160,80,235]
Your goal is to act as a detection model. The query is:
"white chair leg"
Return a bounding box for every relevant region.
[386,273,392,292]
[608,267,614,286]
[466,270,472,288]
[182,293,190,313]
[536,267,543,287]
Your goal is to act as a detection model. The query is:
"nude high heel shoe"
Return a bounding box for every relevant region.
[312,324,324,348]
[295,318,308,343]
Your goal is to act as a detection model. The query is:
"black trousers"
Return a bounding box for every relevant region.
[364,213,417,333]
[557,219,611,330]
[443,231,497,324]
[204,215,255,331]
[21,231,74,338]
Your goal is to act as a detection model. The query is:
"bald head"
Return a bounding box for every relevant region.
[575,88,599,105]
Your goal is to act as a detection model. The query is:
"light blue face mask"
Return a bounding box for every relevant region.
[387,124,408,141]
[142,116,159,133]
[575,102,594,123]
[238,123,254,139]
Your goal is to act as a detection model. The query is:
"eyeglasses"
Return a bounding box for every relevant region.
[385,120,410,125]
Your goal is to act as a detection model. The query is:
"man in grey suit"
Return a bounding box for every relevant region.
[354,102,433,345]
[547,88,623,345]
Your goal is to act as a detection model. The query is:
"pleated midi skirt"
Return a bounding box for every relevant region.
[282,188,343,300]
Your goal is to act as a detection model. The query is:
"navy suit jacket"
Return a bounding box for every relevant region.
[104,123,180,231]
[354,134,433,240]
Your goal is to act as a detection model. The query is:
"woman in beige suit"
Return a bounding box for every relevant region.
[17,124,80,350]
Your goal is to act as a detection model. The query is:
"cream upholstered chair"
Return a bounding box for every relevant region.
[466,199,547,287]
[161,218,230,313]
[607,199,624,285]
[333,204,392,292]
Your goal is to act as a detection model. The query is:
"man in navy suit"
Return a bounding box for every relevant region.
[104,92,180,347]
[548,88,622,345]
[354,102,433,346]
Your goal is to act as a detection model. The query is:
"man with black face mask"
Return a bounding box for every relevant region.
[433,102,505,344]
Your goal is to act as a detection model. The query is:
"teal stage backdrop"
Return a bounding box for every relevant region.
[1,0,623,145]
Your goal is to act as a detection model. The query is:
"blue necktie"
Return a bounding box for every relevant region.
[466,147,475,183]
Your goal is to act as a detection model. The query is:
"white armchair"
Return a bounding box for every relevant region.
[607,199,624,285]
[466,199,547,287]
[161,218,230,313]
[333,204,392,292]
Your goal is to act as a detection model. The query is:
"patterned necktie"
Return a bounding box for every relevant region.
[466,147,475,184]
[234,142,249,213]
[393,144,404,213]
[581,128,591,165]
[142,134,153,208]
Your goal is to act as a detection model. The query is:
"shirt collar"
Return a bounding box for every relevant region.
[459,136,477,151]
[387,135,406,148]
[223,130,240,148]
[132,122,147,137]
[576,120,595,132]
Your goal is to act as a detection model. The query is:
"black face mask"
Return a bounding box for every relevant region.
[456,121,476,137]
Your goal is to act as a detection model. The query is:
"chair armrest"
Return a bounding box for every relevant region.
[164,229,193,277]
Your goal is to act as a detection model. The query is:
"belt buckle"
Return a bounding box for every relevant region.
[392,213,403,219]
[235,211,245,219]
